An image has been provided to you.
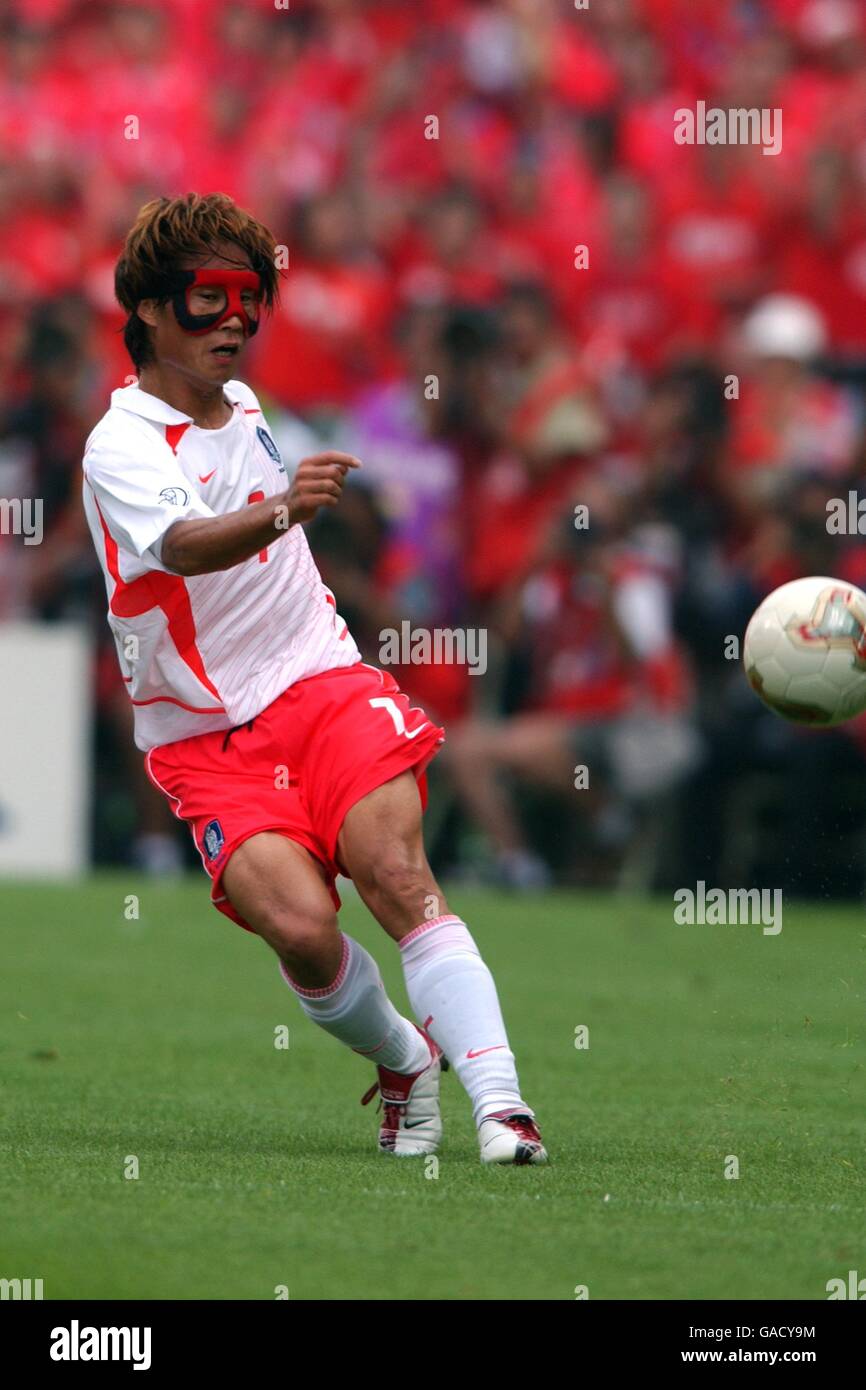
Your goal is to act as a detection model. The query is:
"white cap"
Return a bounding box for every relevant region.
[741,294,828,361]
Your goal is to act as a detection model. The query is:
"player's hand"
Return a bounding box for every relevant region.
[285,451,361,525]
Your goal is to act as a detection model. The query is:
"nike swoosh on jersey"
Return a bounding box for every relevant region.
[465,1045,507,1059]
[198,470,217,484]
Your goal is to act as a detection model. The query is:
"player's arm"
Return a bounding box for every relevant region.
[161,451,361,577]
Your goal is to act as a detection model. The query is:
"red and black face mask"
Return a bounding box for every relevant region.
[169,268,262,337]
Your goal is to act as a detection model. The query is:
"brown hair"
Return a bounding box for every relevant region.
[115,192,282,368]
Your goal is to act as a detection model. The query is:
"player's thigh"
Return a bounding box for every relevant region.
[336,771,448,933]
[222,831,340,961]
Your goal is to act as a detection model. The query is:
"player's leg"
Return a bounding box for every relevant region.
[221,831,442,1154]
[337,771,547,1164]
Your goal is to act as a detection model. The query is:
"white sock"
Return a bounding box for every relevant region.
[400,915,526,1124]
[281,933,429,1074]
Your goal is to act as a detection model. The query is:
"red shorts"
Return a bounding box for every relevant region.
[144,662,444,932]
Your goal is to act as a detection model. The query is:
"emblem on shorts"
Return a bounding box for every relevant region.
[159,486,189,506]
[203,819,225,861]
[256,426,284,470]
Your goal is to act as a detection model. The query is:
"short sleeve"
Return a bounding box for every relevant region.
[83,432,216,566]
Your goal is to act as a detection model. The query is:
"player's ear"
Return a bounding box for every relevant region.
[136,299,161,329]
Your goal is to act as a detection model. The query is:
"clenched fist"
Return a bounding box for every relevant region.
[286,451,361,525]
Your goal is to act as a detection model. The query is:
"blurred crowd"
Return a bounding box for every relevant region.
[5,0,866,894]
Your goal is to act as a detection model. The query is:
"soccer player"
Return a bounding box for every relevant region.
[82,193,546,1165]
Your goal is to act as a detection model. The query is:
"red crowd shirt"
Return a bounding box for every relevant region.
[251,260,395,410]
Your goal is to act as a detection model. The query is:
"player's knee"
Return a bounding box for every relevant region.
[252,896,338,963]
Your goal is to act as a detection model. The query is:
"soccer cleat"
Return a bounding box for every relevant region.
[478,1108,548,1165]
[360,1027,444,1156]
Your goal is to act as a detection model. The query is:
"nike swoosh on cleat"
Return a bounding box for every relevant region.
[403,1118,432,1129]
[198,470,217,483]
[466,1045,507,1059]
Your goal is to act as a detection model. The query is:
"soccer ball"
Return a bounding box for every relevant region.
[743,576,866,726]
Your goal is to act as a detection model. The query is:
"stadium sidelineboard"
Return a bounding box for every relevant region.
[0,623,90,876]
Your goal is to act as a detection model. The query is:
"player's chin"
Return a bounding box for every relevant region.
[203,344,243,378]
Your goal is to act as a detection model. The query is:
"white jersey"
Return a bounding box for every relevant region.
[83,380,361,752]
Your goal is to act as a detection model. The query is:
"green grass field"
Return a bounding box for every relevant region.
[2,875,864,1300]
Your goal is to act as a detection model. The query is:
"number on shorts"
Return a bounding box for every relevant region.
[369,696,428,740]
[369,696,407,736]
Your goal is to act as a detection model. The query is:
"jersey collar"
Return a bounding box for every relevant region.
[110,381,246,425]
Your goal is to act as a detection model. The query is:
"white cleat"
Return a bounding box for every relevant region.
[360,1027,444,1156]
[478,1108,548,1165]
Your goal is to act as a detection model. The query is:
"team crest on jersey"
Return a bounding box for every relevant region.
[203,819,225,861]
[159,486,189,506]
[256,426,284,471]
